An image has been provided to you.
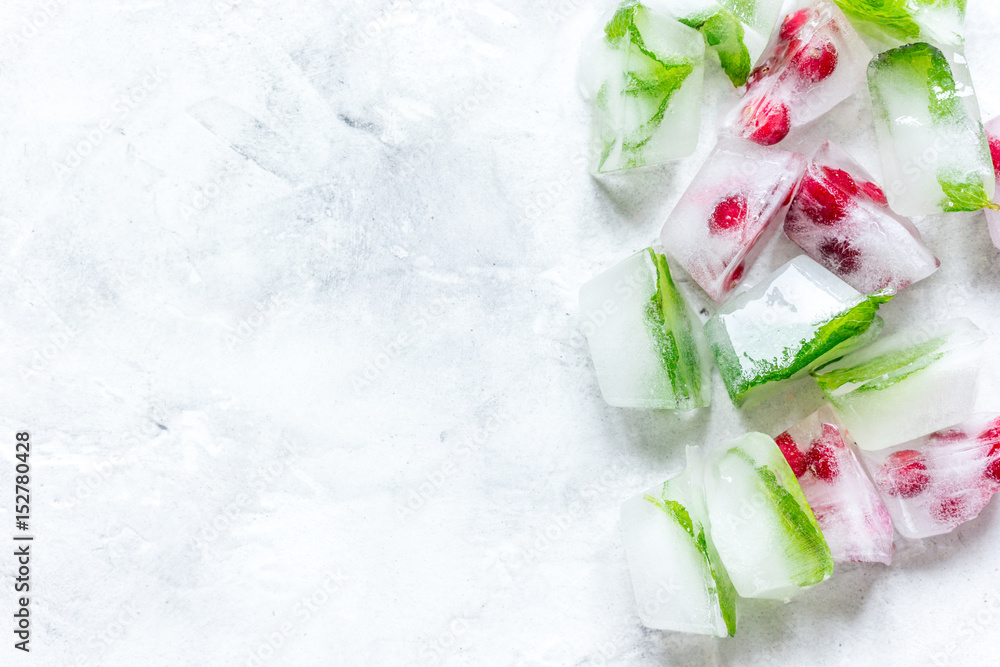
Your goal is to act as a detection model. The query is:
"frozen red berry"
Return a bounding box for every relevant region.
[822,167,859,195]
[746,58,777,89]
[859,181,888,206]
[727,262,745,290]
[775,432,808,478]
[799,174,850,225]
[978,417,1000,445]
[878,450,930,498]
[709,194,748,235]
[989,137,1000,176]
[985,455,1000,484]
[779,9,813,42]
[744,98,791,146]
[928,428,967,444]
[792,40,839,83]
[807,439,840,482]
[931,494,969,524]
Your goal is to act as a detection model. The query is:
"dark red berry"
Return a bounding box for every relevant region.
[791,40,839,83]
[822,166,859,195]
[799,174,850,225]
[709,194,748,235]
[779,9,813,43]
[727,262,745,290]
[746,58,776,89]
[819,237,861,274]
[807,442,839,482]
[932,494,969,524]
[859,181,888,206]
[744,98,791,146]
[928,428,967,444]
[985,454,1000,484]
[878,450,930,499]
[989,137,1000,177]
[977,417,1000,445]
[775,432,808,478]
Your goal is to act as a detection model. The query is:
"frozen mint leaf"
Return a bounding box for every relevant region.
[731,448,833,588]
[873,43,960,121]
[833,0,921,41]
[644,249,705,403]
[718,291,893,403]
[682,10,750,87]
[939,172,1000,212]
[605,1,639,44]
[815,336,947,394]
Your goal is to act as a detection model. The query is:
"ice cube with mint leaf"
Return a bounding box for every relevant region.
[813,318,987,452]
[703,432,834,600]
[621,447,737,635]
[832,0,966,48]
[581,1,706,173]
[867,42,997,215]
[579,248,712,410]
[705,255,892,408]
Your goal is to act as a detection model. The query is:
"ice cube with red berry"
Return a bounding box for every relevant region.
[981,115,1000,249]
[858,414,1000,539]
[775,405,894,564]
[725,2,871,147]
[785,141,939,294]
[814,318,988,452]
[659,137,806,303]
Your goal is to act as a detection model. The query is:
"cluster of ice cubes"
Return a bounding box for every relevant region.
[577,0,1000,639]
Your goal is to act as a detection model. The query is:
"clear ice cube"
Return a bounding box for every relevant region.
[784,141,939,294]
[659,137,806,303]
[859,413,1000,539]
[813,318,988,451]
[981,115,1000,248]
[621,447,737,635]
[581,2,706,173]
[579,248,713,410]
[705,255,891,407]
[867,42,997,215]
[724,2,872,146]
[703,432,833,600]
[775,405,894,564]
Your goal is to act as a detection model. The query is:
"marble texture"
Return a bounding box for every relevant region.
[1,0,1000,665]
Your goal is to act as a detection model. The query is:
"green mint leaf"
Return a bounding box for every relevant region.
[644,249,705,404]
[872,43,959,121]
[605,1,639,44]
[939,172,1000,212]
[715,291,893,404]
[833,0,922,41]
[680,10,750,87]
[815,335,947,394]
[730,448,833,588]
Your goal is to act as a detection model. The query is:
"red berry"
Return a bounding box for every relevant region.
[878,450,930,499]
[818,237,861,274]
[977,417,1000,445]
[709,194,748,235]
[807,444,839,481]
[779,9,813,42]
[859,181,888,206]
[989,137,1000,177]
[744,98,791,146]
[932,494,969,524]
[775,432,808,478]
[822,166,859,195]
[727,262,745,290]
[928,428,967,444]
[799,174,850,225]
[791,40,839,83]
[746,58,776,89]
[985,455,1000,484]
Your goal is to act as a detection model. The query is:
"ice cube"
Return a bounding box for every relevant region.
[621,447,737,635]
[703,432,833,600]
[833,0,966,48]
[981,116,1000,248]
[655,0,784,86]
[705,255,891,407]
[859,413,1000,539]
[784,141,940,294]
[813,318,988,451]
[775,405,894,564]
[725,2,872,146]
[659,137,806,303]
[579,247,712,410]
[867,42,997,215]
[580,2,706,173]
